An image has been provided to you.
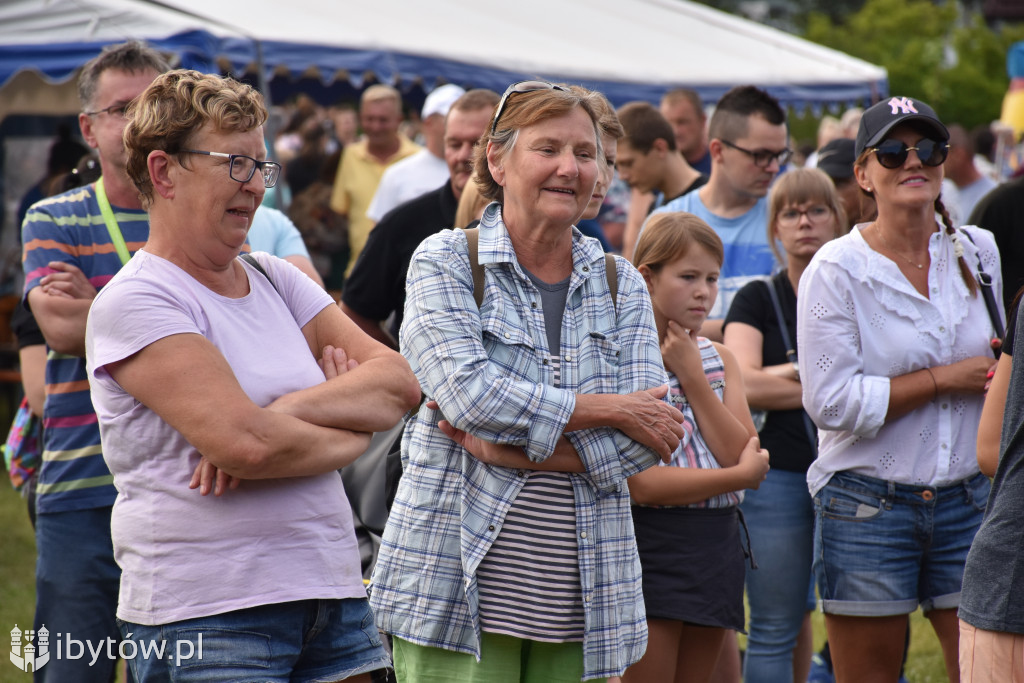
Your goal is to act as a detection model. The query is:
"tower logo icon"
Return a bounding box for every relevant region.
[10,624,50,673]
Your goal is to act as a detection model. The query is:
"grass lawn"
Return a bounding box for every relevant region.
[1,483,37,683]
[0,482,952,682]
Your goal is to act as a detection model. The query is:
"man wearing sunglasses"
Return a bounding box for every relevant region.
[648,85,788,343]
[20,41,169,683]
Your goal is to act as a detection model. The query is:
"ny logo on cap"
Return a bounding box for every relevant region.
[887,97,918,115]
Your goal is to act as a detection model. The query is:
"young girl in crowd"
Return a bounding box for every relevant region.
[623,212,770,683]
[723,167,846,683]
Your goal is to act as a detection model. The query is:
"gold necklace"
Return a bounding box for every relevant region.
[874,225,926,270]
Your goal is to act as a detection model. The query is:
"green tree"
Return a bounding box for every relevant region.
[804,0,1024,129]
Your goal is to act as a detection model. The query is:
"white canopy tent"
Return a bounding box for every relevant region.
[0,0,887,118]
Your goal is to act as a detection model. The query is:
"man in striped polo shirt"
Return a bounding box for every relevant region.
[21,41,168,683]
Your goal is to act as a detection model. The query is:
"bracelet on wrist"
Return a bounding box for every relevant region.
[924,367,938,401]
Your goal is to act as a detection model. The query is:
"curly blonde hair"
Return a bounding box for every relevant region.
[124,69,267,208]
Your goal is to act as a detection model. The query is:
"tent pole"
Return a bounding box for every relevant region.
[255,38,272,110]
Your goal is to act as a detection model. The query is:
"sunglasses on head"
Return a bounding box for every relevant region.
[868,138,949,169]
[491,80,568,134]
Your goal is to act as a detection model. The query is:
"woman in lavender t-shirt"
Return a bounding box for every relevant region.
[85,70,419,682]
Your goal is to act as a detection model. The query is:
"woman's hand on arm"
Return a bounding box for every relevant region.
[977,351,1011,477]
[270,303,420,432]
[722,321,803,411]
[887,356,997,422]
[567,386,684,462]
[107,333,371,481]
[187,344,362,494]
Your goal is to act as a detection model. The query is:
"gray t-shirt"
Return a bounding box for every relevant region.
[523,267,570,354]
[959,300,1024,633]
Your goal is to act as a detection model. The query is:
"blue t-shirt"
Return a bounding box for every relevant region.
[650,192,775,319]
[247,206,310,258]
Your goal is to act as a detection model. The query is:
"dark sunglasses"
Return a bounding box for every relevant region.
[491,80,568,134]
[868,138,949,169]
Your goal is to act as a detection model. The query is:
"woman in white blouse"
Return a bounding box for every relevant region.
[797,97,1002,681]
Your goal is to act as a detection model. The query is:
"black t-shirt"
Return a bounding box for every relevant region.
[969,175,1024,312]
[723,271,816,473]
[11,302,44,349]
[342,182,459,340]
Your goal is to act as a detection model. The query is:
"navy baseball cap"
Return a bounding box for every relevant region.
[816,138,856,180]
[855,96,949,158]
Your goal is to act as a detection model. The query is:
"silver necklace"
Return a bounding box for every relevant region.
[875,225,926,269]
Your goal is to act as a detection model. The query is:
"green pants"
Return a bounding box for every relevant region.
[393,632,607,683]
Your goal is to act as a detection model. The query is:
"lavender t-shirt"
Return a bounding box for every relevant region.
[86,250,364,625]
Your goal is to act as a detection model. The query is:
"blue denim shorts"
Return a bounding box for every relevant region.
[813,470,990,617]
[118,598,390,682]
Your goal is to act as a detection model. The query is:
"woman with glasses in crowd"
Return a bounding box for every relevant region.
[370,81,685,683]
[85,70,420,681]
[797,97,1002,681]
[722,168,845,683]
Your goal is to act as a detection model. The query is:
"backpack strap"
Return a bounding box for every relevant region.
[460,226,617,312]
[462,227,486,310]
[239,253,279,294]
[604,253,618,309]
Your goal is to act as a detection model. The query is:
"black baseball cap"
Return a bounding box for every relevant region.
[816,138,855,180]
[854,96,949,158]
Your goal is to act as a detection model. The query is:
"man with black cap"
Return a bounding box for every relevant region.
[816,137,875,231]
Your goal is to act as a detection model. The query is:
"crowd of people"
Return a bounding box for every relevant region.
[6,36,1020,683]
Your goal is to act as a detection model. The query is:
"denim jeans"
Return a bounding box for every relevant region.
[120,598,390,682]
[814,471,989,616]
[34,506,127,683]
[741,469,816,683]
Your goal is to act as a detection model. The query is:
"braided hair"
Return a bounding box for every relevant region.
[934,195,978,296]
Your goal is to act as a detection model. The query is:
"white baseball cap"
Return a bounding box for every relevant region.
[422,84,466,119]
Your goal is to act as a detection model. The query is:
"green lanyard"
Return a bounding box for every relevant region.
[95,177,131,266]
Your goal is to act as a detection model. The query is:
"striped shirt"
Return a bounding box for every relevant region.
[370,203,667,680]
[21,182,149,513]
[656,338,742,509]
[477,271,584,641]
[477,471,584,641]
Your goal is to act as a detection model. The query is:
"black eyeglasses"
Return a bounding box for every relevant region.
[868,139,949,169]
[777,205,832,226]
[180,150,282,188]
[491,80,568,134]
[84,103,129,118]
[720,139,792,169]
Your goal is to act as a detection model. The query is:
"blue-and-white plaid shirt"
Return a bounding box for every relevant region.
[369,203,667,680]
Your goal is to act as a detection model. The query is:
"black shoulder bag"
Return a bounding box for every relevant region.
[764,275,818,455]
